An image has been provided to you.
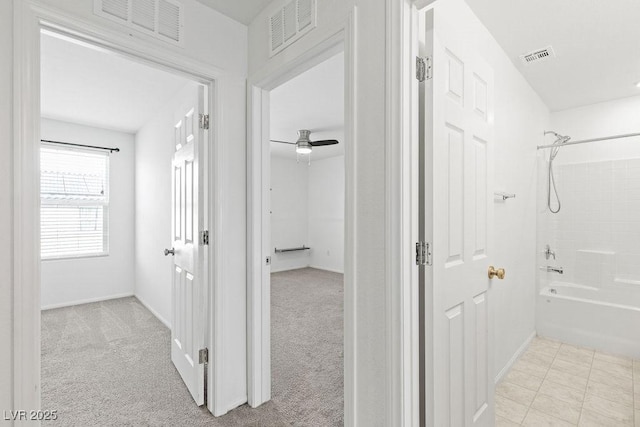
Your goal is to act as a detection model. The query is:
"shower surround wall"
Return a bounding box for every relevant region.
[543,158,640,285]
[537,95,640,356]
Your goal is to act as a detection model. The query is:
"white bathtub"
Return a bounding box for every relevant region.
[537,281,640,358]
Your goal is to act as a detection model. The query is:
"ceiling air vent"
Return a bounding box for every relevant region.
[269,0,317,57]
[94,0,184,46]
[519,46,556,65]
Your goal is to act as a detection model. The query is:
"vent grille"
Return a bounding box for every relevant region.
[102,0,129,20]
[269,0,316,57]
[270,10,284,50]
[297,0,313,30]
[158,0,181,41]
[94,0,183,46]
[283,1,297,42]
[520,46,556,65]
[132,0,155,31]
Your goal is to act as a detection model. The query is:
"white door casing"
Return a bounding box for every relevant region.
[12,0,242,416]
[422,6,496,426]
[171,84,206,405]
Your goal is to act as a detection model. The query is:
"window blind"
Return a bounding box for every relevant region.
[40,145,110,259]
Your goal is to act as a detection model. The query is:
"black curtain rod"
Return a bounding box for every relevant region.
[40,139,120,153]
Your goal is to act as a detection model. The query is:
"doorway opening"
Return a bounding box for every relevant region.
[39,29,212,423]
[267,51,345,425]
[246,33,350,421]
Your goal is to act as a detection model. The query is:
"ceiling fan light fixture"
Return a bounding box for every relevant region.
[296,142,312,154]
[295,129,312,154]
[296,147,312,154]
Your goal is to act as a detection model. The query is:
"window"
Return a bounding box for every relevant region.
[40,145,110,259]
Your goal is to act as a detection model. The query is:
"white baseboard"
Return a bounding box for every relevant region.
[270,265,310,273]
[135,294,171,328]
[271,265,345,274]
[309,265,344,274]
[41,292,134,310]
[494,330,536,384]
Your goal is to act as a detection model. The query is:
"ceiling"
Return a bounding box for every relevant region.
[465,0,640,112]
[270,52,344,161]
[195,0,273,25]
[41,32,193,134]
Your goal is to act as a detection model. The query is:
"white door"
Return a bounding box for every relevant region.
[169,84,206,405]
[421,7,496,426]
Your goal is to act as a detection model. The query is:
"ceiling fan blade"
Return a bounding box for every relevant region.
[270,139,296,145]
[309,139,339,146]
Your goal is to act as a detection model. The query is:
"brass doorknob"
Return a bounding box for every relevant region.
[488,266,505,280]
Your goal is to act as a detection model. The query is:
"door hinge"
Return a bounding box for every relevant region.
[199,348,208,364]
[199,114,210,130]
[416,56,433,82]
[199,230,209,245]
[416,241,433,266]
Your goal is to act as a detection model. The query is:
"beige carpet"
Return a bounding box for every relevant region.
[271,268,344,426]
[41,267,343,426]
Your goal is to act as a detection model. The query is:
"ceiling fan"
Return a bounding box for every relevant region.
[270,129,339,155]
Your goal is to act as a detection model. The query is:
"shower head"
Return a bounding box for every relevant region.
[544,131,571,145]
[544,130,570,162]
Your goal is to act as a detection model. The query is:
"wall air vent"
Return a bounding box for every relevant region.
[519,46,556,65]
[269,0,317,57]
[94,0,184,46]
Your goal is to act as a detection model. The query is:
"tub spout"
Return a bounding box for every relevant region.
[542,266,563,274]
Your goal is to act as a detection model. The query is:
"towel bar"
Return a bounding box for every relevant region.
[274,246,310,253]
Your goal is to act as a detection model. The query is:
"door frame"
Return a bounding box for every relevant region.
[247,35,347,410]
[12,0,226,416]
[247,2,420,425]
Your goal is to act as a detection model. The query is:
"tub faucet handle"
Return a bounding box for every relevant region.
[544,244,556,260]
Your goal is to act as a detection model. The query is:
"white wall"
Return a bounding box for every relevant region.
[214,76,249,413]
[0,0,13,413]
[308,155,344,273]
[270,156,310,272]
[40,119,136,309]
[135,82,197,326]
[270,154,345,273]
[437,0,550,382]
[550,95,640,165]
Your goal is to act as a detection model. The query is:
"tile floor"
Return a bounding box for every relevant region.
[496,336,640,426]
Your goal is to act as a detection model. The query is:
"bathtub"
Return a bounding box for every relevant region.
[537,281,640,358]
